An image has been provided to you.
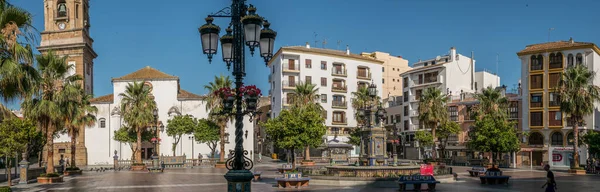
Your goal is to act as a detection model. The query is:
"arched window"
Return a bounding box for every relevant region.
[530,55,542,71]
[551,132,563,146]
[549,52,563,69]
[57,0,67,17]
[99,118,106,128]
[567,54,574,67]
[529,132,544,145]
[537,54,544,68]
[576,53,583,65]
[567,132,574,145]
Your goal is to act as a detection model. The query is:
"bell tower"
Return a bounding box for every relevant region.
[38,0,97,95]
[38,0,96,166]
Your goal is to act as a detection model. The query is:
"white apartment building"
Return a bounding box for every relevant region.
[517,39,600,168]
[268,44,384,157]
[399,47,499,159]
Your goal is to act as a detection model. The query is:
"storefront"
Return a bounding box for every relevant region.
[549,146,588,168]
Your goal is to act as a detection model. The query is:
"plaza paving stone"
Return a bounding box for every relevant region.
[7,164,600,192]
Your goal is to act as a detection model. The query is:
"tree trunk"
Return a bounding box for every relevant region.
[291,148,296,170]
[573,121,580,169]
[136,128,142,163]
[304,146,310,161]
[70,132,77,168]
[219,123,226,162]
[6,156,11,187]
[431,124,437,161]
[46,124,55,174]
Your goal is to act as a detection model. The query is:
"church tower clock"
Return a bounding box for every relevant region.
[38,0,97,166]
[38,0,97,95]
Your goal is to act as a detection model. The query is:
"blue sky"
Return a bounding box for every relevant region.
[8,0,600,107]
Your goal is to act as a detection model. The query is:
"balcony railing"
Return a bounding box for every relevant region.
[357,72,372,80]
[282,63,300,72]
[410,124,421,130]
[530,102,542,108]
[332,101,347,109]
[332,117,348,125]
[331,84,348,93]
[409,110,419,117]
[282,98,292,106]
[413,77,442,87]
[332,68,347,77]
[282,80,299,89]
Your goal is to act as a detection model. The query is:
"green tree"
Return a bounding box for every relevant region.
[119,81,156,163]
[194,118,220,158]
[347,128,362,147]
[58,82,97,168]
[166,115,196,156]
[415,130,434,147]
[418,87,448,160]
[0,118,41,186]
[203,75,233,162]
[437,121,461,158]
[467,116,520,163]
[263,107,326,169]
[583,131,600,157]
[557,64,600,169]
[290,82,323,161]
[22,52,75,174]
[113,127,153,160]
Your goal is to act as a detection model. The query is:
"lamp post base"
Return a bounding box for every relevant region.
[152,155,159,168]
[224,170,253,192]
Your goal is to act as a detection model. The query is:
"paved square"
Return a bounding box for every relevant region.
[7,164,600,192]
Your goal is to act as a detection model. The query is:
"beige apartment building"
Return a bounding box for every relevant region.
[361,52,411,99]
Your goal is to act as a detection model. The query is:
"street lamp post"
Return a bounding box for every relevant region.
[199,1,276,191]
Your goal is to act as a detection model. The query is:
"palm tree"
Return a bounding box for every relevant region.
[351,86,380,125]
[22,52,73,174]
[59,82,97,167]
[290,82,322,161]
[203,75,233,162]
[0,0,38,101]
[418,87,448,161]
[557,64,600,169]
[474,87,509,119]
[119,81,156,163]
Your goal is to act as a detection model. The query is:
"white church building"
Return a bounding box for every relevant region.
[53,66,255,165]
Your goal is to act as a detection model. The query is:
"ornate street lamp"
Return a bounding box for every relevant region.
[199,1,276,191]
[368,82,378,98]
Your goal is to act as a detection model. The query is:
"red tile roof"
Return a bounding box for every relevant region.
[517,40,600,56]
[112,66,178,81]
[90,94,114,103]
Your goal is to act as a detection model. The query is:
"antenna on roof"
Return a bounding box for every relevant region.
[337,40,342,50]
[313,32,319,47]
[322,37,328,48]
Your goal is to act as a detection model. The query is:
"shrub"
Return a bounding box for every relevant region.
[0,186,12,192]
[40,173,60,177]
[66,167,80,171]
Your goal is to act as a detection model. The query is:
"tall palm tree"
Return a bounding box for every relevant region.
[474,87,509,119]
[22,52,74,174]
[418,87,448,161]
[351,86,380,125]
[59,82,97,167]
[203,75,233,162]
[557,64,600,169]
[290,82,322,161]
[119,81,156,163]
[0,0,38,101]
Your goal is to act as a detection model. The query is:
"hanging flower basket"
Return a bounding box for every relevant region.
[223,96,235,112]
[240,85,261,111]
[151,137,162,143]
[214,87,235,113]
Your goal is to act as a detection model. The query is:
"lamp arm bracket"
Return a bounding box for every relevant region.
[208,6,232,18]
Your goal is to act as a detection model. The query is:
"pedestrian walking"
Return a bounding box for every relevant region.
[541,164,557,192]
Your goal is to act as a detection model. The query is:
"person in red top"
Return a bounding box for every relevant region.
[541,164,557,192]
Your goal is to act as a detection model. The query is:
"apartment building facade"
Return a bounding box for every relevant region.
[268,44,384,157]
[361,52,412,99]
[517,39,600,168]
[399,47,499,159]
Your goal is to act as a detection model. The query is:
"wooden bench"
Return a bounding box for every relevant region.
[397,175,440,192]
[162,156,186,168]
[467,166,486,177]
[480,171,510,184]
[253,171,262,181]
[275,177,310,188]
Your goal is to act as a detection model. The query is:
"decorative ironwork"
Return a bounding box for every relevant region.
[208,7,232,18]
[225,150,253,170]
